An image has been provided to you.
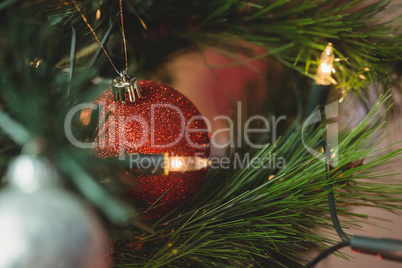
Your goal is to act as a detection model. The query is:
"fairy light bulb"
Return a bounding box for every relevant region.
[170,158,183,170]
[126,153,211,174]
[168,156,211,173]
[316,43,335,85]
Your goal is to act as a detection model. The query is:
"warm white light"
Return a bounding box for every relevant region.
[96,9,101,20]
[167,156,210,173]
[320,62,332,74]
[171,158,183,169]
[316,43,335,85]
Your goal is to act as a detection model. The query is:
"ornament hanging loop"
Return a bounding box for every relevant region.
[112,71,142,103]
[73,0,142,104]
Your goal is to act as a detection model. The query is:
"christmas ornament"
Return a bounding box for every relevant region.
[0,155,109,268]
[73,0,209,217]
[92,81,210,218]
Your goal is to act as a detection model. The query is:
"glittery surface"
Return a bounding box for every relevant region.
[93,81,210,218]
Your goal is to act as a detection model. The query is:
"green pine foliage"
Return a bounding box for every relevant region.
[49,0,401,93]
[109,94,402,267]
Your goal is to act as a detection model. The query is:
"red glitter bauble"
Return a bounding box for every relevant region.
[92,81,210,218]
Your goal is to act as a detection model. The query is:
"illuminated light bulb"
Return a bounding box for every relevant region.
[167,156,211,173]
[96,9,101,20]
[316,43,335,85]
[29,58,43,68]
[171,158,183,170]
[320,62,332,74]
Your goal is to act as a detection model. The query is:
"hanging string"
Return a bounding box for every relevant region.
[120,0,128,73]
[72,0,121,75]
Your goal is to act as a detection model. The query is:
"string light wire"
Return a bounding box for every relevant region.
[305,240,351,268]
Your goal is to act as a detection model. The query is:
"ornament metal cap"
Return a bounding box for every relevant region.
[112,71,142,103]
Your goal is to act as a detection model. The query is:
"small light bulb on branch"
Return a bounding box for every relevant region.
[305,43,337,118]
[128,153,210,175]
[96,9,101,20]
[316,43,335,85]
[167,156,211,173]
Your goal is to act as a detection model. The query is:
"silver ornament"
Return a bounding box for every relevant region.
[0,155,110,268]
